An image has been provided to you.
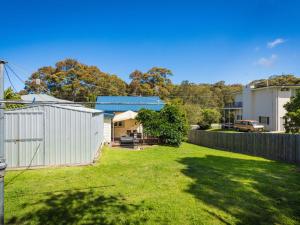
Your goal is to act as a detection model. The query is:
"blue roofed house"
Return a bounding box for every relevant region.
[96,96,165,143]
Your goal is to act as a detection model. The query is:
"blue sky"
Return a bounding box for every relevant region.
[1,0,300,90]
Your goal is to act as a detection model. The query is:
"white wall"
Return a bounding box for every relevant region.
[242,86,275,130]
[277,89,293,131]
[104,117,112,143]
[242,86,297,131]
[5,105,104,168]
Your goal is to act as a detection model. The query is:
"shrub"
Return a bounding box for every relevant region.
[197,108,221,130]
[137,104,188,146]
[284,90,300,133]
[182,104,203,125]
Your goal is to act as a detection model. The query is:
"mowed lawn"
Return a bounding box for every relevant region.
[5,143,300,225]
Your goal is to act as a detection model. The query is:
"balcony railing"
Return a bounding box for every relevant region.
[224,102,243,108]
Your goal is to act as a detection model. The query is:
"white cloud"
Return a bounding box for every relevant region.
[267,38,285,48]
[256,54,278,67]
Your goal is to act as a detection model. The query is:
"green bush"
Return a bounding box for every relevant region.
[197,108,221,130]
[137,104,188,146]
[182,104,203,125]
[284,90,300,133]
[4,88,23,109]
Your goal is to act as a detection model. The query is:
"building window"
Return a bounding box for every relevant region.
[236,115,242,120]
[259,116,269,125]
[114,121,124,127]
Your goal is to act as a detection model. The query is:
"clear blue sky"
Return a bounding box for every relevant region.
[1,0,300,90]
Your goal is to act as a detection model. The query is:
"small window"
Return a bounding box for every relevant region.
[114,121,124,127]
[259,116,269,125]
[236,115,242,120]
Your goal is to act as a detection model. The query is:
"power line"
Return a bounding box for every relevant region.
[6,62,31,78]
[3,65,17,92]
[5,64,26,84]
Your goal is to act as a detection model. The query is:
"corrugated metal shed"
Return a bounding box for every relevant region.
[4,105,104,168]
[21,94,72,103]
[96,96,165,112]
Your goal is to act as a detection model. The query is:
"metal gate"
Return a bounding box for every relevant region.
[5,111,44,168]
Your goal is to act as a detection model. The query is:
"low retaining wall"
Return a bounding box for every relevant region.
[188,130,300,164]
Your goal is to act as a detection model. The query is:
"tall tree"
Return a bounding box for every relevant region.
[128,67,174,98]
[171,80,242,109]
[284,90,300,133]
[23,59,127,102]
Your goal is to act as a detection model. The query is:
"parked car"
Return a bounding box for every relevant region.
[234,120,264,132]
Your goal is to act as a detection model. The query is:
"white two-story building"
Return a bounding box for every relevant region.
[224,84,300,132]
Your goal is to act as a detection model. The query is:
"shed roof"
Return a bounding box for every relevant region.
[6,104,102,114]
[21,94,72,103]
[54,105,102,113]
[96,96,164,112]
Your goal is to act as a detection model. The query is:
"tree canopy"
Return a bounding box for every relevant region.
[251,75,300,88]
[23,59,127,102]
[4,87,22,109]
[171,80,242,109]
[128,67,174,98]
[284,90,300,133]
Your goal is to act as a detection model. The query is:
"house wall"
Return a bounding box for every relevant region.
[277,89,295,131]
[5,105,104,168]
[114,119,142,138]
[104,117,112,143]
[242,86,298,131]
[242,86,276,131]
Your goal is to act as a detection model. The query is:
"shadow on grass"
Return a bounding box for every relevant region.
[8,189,149,225]
[179,155,300,225]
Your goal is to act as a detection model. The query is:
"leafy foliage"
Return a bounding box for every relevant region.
[23,59,127,102]
[137,104,188,146]
[251,75,300,88]
[128,67,174,98]
[182,104,203,125]
[4,88,23,109]
[284,90,300,133]
[171,80,242,108]
[197,108,221,130]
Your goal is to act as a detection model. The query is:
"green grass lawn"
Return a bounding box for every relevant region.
[5,143,300,225]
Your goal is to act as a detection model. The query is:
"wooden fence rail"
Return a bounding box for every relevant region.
[188,130,300,164]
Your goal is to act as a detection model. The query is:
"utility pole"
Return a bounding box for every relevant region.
[0,60,7,225]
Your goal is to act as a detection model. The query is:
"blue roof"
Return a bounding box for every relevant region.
[96,96,165,112]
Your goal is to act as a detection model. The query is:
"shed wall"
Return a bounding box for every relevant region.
[5,105,104,168]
